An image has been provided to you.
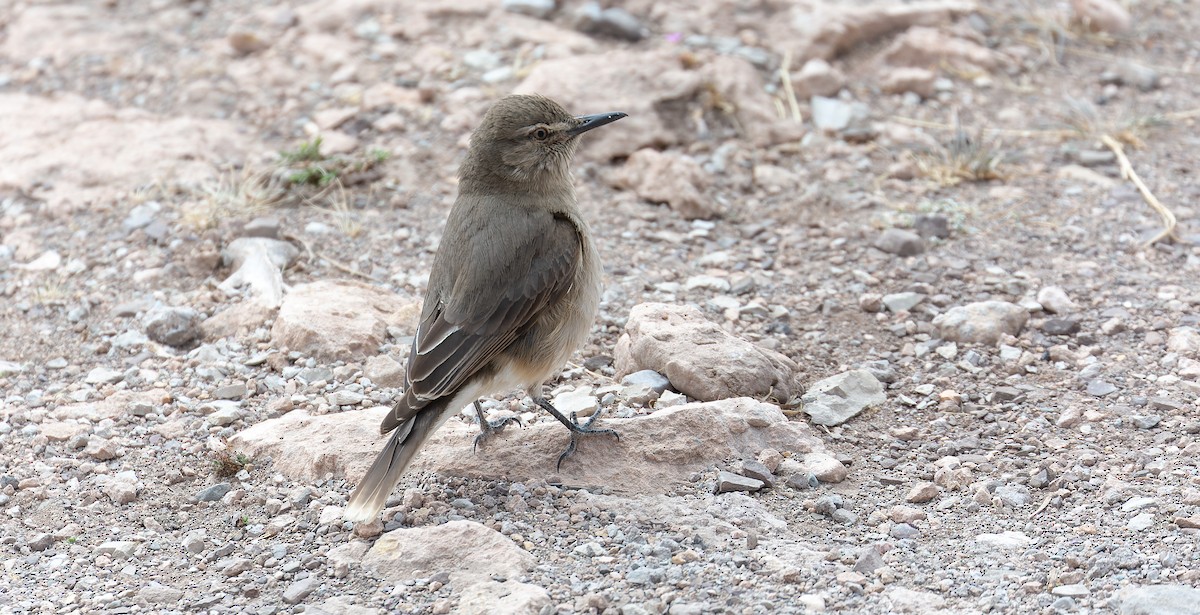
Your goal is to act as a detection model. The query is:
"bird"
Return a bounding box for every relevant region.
[344,95,627,523]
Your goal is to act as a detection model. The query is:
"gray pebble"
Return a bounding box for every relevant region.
[715,471,763,493]
[197,483,232,502]
[874,228,925,256]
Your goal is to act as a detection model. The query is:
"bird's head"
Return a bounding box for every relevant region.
[462,95,626,188]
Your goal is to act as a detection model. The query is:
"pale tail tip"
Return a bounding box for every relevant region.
[342,503,378,523]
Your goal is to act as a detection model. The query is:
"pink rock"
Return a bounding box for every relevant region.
[610,149,712,220]
[270,280,420,362]
[614,303,801,402]
[231,397,824,494]
[1071,0,1132,34]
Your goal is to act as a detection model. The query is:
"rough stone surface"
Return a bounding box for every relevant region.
[143,305,203,346]
[271,280,420,361]
[800,369,886,426]
[1117,585,1200,615]
[363,520,535,584]
[611,149,713,219]
[874,228,925,256]
[614,303,801,403]
[234,398,824,494]
[934,301,1029,345]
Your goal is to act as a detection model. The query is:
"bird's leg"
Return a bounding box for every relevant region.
[472,400,522,452]
[531,396,620,470]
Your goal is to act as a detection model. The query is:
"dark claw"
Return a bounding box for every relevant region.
[547,407,620,471]
[472,401,522,452]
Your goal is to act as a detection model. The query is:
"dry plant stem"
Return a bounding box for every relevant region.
[778,51,802,124]
[1099,134,1180,246]
[281,232,382,283]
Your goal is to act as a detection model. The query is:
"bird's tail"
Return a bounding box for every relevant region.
[343,404,447,523]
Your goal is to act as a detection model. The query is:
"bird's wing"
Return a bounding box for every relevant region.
[380,202,582,434]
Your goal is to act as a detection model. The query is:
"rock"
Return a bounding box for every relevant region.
[913,214,951,239]
[611,149,712,219]
[41,421,87,442]
[1118,585,1200,615]
[791,58,845,98]
[1116,61,1160,92]
[906,482,939,503]
[810,96,868,133]
[1174,517,1200,529]
[887,587,946,611]
[934,301,1029,345]
[853,547,885,574]
[197,483,232,502]
[201,301,277,341]
[613,303,801,402]
[234,398,824,494]
[516,51,796,161]
[804,452,848,483]
[738,460,776,487]
[975,531,1032,550]
[218,237,300,308]
[105,480,138,504]
[221,557,252,576]
[85,437,119,460]
[994,484,1030,507]
[1167,327,1200,357]
[97,541,137,560]
[800,369,886,426]
[283,577,318,605]
[767,0,976,61]
[364,354,406,388]
[458,581,552,615]
[242,216,281,239]
[787,473,820,490]
[271,280,420,362]
[574,3,646,41]
[858,293,883,312]
[307,597,384,615]
[1087,381,1117,397]
[873,228,925,256]
[85,367,124,385]
[883,26,1003,72]
[503,0,555,19]
[883,292,925,313]
[1053,584,1090,597]
[1043,318,1080,336]
[620,369,672,394]
[27,533,55,552]
[363,521,534,584]
[139,584,185,605]
[716,471,764,493]
[1128,413,1156,427]
[1037,286,1077,314]
[880,67,937,98]
[1127,513,1154,531]
[1072,0,1131,34]
[227,29,269,55]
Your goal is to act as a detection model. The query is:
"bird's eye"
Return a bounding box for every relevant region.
[531,128,549,140]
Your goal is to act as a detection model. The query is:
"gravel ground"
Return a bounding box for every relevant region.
[2,0,1200,613]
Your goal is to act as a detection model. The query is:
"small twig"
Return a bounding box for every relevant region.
[321,252,383,282]
[281,231,381,282]
[778,50,802,124]
[1100,134,1180,246]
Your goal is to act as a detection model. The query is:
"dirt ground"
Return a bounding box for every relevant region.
[2,0,1199,613]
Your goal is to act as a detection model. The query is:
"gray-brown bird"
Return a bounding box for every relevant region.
[344,95,626,523]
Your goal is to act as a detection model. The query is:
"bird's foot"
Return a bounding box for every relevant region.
[472,401,522,452]
[533,398,620,470]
